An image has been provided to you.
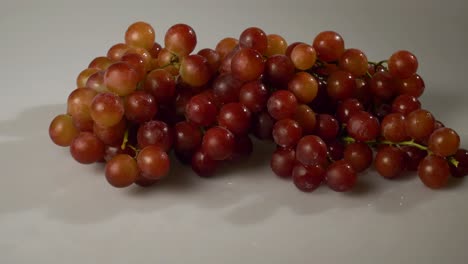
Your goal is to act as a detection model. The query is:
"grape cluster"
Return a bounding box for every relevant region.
[49,22,467,192]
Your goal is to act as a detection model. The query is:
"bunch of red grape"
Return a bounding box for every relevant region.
[49,21,468,192]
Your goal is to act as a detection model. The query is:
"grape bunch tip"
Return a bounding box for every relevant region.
[49,21,467,192]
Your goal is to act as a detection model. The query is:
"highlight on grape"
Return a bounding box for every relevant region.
[49,21,467,191]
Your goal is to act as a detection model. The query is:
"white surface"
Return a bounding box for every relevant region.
[1,0,468,263]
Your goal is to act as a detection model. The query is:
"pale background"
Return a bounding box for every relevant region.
[1,0,468,263]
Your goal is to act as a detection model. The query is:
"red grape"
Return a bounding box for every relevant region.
[105,154,138,188]
[388,50,418,79]
[293,164,325,192]
[313,31,345,62]
[267,90,298,120]
[270,148,295,178]
[137,145,170,180]
[418,155,450,189]
[296,135,328,166]
[201,126,235,161]
[70,132,105,164]
[325,160,357,192]
[164,23,197,56]
[272,119,303,148]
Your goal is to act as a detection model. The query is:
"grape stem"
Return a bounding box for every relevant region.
[121,129,129,150]
[342,136,460,167]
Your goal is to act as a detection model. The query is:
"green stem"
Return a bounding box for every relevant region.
[342,136,460,167]
[121,129,129,150]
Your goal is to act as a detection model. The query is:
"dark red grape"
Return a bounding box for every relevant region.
[418,155,450,189]
[347,111,380,142]
[296,135,328,166]
[270,148,295,178]
[325,160,357,192]
[293,164,325,192]
[201,126,235,161]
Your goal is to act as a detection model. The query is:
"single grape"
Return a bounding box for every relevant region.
[270,147,296,178]
[338,48,368,77]
[391,94,421,115]
[405,109,435,141]
[288,72,318,104]
[191,149,220,177]
[90,92,124,128]
[381,113,409,142]
[294,104,317,135]
[231,48,265,82]
[293,164,325,192]
[218,103,252,135]
[370,71,396,100]
[312,31,345,62]
[185,93,218,127]
[49,114,79,147]
[289,43,317,70]
[374,146,406,179]
[267,90,298,120]
[265,34,287,57]
[327,70,356,100]
[215,37,239,59]
[344,142,373,172]
[418,155,450,189]
[314,114,340,142]
[388,50,418,79]
[428,127,460,157]
[179,54,212,87]
[124,91,158,123]
[239,80,269,113]
[325,160,357,192]
[104,62,139,96]
[174,121,202,154]
[397,74,425,98]
[143,69,176,104]
[164,23,197,56]
[125,21,155,50]
[253,111,275,140]
[347,111,380,142]
[212,73,243,104]
[296,135,328,166]
[70,132,105,164]
[105,154,138,188]
[137,145,170,180]
[272,119,303,148]
[137,120,174,152]
[239,27,268,55]
[264,55,295,87]
[201,126,235,161]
